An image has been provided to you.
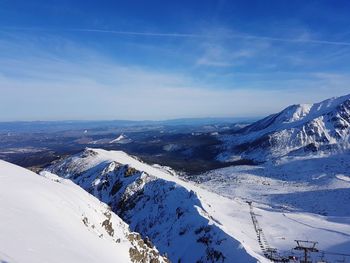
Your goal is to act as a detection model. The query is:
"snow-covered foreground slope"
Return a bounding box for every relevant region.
[48,148,260,263]
[219,94,350,162]
[47,148,350,262]
[0,160,168,263]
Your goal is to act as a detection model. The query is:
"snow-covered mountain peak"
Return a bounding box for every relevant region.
[286,94,350,124]
[220,94,350,161]
[277,103,312,123]
[246,94,350,132]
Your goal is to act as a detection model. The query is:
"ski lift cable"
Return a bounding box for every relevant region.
[321,250,350,257]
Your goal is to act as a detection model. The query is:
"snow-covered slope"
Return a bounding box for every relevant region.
[197,152,350,216]
[110,134,131,144]
[0,160,168,263]
[219,94,350,161]
[194,152,350,261]
[48,148,259,263]
[87,134,132,145]
[47,148,350,262]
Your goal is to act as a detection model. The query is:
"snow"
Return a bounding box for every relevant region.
[336,174,350,182]
[109,134,131,144]
[3,95,348,262]
[210,94,350,261]
[48,148,260,262]
[110,134,126,143]
[48,148,350,262]
[262,94,349,128]
[87,134,132,145]
[163,143,181,152]
[195,153,350,260]
[219,94,350,162]
[0,147,47,154]
[0,160,166,263]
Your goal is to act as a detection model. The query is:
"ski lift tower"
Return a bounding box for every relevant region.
[316,251,328,263]
[294,240,319,263]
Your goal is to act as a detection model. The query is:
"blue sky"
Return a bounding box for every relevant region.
[1,0,350,121]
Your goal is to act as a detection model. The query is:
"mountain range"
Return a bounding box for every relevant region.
[1,94,350,262]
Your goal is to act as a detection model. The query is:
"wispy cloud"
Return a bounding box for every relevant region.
[195,40,269,68]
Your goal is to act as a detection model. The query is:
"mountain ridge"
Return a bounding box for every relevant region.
[219,94,350,161]
[47,148,260,262]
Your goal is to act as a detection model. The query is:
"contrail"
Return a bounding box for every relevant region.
[69,28,350,46]
[2,26,350,46]
[230,34,350,46]
[68,29,203,38]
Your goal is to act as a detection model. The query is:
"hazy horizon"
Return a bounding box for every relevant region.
[0,116,260,124]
